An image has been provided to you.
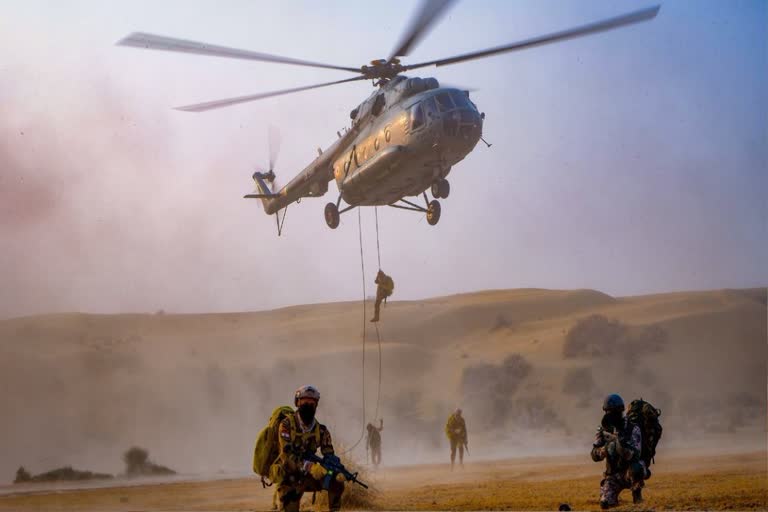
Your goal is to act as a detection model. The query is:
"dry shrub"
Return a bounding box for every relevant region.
[563,315,627,358]
[123,446,175,476]
[511,395,564,430]
[311,446,379,510]
[461,354,532,428]
[562,367,594,405]
[563,315,667,363]
[490,314,514,332]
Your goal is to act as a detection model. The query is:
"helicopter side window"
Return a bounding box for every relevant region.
[410,103,425,131]
[435,92,454,112]
[422,96,438,118]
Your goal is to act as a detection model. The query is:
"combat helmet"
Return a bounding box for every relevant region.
[294,384,321,406]
[602,393,625,412]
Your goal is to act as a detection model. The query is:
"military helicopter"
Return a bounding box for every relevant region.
[117,1,659,233]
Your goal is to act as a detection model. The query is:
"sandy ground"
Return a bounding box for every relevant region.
[0,450,765,511]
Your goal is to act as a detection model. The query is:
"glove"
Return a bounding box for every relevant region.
[309,462,327,481]
[301,460,314,474]
[335,472,346,483]
[593,430,606,448]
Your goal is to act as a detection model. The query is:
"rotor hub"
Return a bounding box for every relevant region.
[361,58,404,81]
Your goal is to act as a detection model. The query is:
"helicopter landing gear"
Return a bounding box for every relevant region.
[431,178,450,199]
[427,200,441,225]
[324,202,340,229]
[388,192,442,226]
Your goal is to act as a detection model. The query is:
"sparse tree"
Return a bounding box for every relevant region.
[123,446,149,475]
[14,466,31,483]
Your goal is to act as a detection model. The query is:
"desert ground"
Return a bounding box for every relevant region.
[0,287,765,510]
[0,451,765,511]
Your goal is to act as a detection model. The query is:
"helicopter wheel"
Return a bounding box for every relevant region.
[431,178,450,199]
[324,202,340,229]
[426,200,441,226]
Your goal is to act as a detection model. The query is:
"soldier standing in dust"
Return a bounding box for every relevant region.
[366,419,384,467]
[370,270,394,322]
[591,394,645,509]
[445,408,468,469]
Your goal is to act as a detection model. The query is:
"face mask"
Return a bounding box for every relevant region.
[298,403,316,425]
[601,411,623,431]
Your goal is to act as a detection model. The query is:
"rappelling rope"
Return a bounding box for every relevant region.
[372,207,383,422]
[340,208,368,454]
[375,206,382,270]
[342,208,385,455]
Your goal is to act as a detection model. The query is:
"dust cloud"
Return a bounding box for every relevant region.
[0,288,765,483]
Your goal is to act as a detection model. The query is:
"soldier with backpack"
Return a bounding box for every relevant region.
[370,270,394,323]
[252,385,345,512]
[591,394,648,508]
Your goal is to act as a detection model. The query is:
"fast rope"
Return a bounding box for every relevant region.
[372,207,382,422]
[340,208,368,454]
[341,207,384,455]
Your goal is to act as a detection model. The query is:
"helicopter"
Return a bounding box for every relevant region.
[117,1,660,234]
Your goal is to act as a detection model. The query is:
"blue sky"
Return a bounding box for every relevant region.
[0,0,765,317]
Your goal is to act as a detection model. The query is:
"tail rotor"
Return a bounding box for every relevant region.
[249,126,288,235]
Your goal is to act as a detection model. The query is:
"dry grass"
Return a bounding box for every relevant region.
[376,469,767,511]
[1,452,764,511]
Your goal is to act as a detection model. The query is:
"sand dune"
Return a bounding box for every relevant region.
[0,287,765,483]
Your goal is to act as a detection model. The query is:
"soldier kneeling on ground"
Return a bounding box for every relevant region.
[270,385,345,512]
[591,393,645,509]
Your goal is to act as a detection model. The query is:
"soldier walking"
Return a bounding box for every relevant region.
[445,408,468,470]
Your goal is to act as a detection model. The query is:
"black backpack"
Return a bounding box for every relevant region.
[626,398,662,467]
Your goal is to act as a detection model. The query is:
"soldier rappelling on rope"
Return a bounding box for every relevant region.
[371,270,394,323]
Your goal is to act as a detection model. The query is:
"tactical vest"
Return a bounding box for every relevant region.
[269,414,322,485]
[287,414,322,454]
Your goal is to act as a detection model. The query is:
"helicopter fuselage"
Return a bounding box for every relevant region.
[261,76,482,214]
[335,76,483,206]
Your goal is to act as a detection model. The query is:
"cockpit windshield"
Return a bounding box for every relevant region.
[449,91,472,109]
[434,92,454,112]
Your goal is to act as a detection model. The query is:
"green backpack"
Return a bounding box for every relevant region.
[626,398,663,467]
[253,406,294,480]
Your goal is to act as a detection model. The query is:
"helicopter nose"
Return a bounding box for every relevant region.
[442,108,482,142]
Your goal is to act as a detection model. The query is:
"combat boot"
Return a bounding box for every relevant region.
[632,489,643,504]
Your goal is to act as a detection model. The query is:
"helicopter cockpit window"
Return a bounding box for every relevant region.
[435,92,453,112]
[410,103,425,130]
[449,91,470,109]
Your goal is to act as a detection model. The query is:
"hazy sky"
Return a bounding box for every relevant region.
[1,0,765,318]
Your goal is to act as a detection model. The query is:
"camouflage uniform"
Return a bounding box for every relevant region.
[270,411,344,512]
[371,270,394,322]
[445,412,468,468]
[591,417,645,508]
[366,421,383,467]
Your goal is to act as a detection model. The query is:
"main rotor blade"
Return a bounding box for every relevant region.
[388,0,457,60]
[404,5,660,71]
[117,32,361,73]
[174,76,367,112]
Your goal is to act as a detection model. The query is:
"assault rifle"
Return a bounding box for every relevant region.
[597,427,626,459]
[304,452,369,490]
